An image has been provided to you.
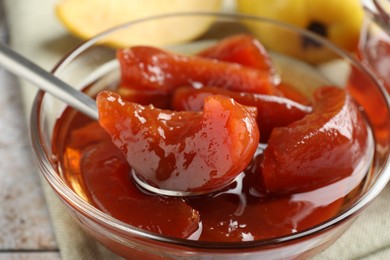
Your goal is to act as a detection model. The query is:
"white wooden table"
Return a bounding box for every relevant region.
[0,31,61,260]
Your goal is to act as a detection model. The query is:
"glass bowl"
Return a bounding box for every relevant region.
[30,12,390,259]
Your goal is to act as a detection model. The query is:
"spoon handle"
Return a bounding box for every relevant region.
[0,43,98,119]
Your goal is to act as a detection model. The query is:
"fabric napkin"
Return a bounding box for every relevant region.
[4,0,390,259]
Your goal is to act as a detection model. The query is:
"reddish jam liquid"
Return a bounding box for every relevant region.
[52,87,370,242]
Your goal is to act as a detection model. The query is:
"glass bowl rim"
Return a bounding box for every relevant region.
[30,11,390,250]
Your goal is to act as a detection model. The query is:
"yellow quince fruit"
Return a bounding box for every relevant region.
[56,0,222,48]
[236,0,364,64]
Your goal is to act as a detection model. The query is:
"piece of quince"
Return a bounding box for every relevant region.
[56,0,222,48]
[236,0,364,64]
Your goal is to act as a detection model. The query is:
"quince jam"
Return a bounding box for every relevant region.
[52,34,373,242]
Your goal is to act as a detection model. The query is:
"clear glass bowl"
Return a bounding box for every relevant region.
[359,0,390,92]
[30,12,390,259]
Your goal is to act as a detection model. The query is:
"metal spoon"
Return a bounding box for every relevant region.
[0,43,235,197]
[0,43,98,119]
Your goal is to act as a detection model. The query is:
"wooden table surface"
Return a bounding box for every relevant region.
[0,69,60,259]
[0,0,59,257]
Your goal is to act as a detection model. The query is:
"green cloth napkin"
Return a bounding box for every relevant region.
[4,0,390,259]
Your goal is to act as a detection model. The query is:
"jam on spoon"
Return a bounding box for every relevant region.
[97,91,260,194]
